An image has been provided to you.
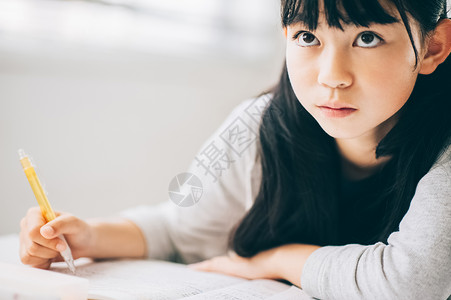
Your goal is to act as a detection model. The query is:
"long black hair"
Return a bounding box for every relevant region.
[230,0,451,257]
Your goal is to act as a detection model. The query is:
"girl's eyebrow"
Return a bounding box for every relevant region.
[289,18,401,30]
[288,12,401,30]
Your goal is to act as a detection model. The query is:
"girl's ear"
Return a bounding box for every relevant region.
[283,27,287,38]
[419,18,451,75]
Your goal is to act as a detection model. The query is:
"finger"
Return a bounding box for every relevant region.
[21,212,64,252]
[20,236,60,263]
[20,214,64,250]
[32,260,52,270]
[26,223,67,252]
[194,256,255,279]
[27,241,61,259]
[41,214,83,239]
[20,239,65,267]
[189,256,231,272]
[20,250,51,266]
[188,260,212,271]
[24,206,64,220]
[24,207,47,233]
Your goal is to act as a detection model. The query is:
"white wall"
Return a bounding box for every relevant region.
[0,0,285,234]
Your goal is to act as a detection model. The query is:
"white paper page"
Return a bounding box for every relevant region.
[266,285,314,299]
[0,261,89,300]
[182,279,290,300]
[52,259,246,300]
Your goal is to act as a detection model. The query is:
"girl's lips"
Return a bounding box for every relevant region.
[319,106,357,118]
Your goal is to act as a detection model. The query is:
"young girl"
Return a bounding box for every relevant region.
[19,0,451,298]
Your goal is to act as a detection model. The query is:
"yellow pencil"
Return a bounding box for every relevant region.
[19,149,76,274]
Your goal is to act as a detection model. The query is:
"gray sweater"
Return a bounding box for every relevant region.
[122,96,451,299]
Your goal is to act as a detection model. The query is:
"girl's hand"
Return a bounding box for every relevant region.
[189,249,277,280]
[19,207,94,270]
[188,244,321,287]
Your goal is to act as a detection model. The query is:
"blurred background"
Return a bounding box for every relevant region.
[0,0,285,234]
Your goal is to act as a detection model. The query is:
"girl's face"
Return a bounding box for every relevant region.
[285,9,424,140]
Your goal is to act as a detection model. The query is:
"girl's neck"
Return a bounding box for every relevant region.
[335,119,395,181]
[338,148,391,181]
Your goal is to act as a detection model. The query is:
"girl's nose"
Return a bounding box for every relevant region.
[317,49,353,89]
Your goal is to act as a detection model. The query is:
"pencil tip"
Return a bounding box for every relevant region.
[66,259,76,275]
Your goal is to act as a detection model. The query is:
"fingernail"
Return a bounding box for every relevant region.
[56,242,66,252]
[41,225,54,237]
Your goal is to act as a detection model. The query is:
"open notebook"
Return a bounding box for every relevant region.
[0,259,313,300]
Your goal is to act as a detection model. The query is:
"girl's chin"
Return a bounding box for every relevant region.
[317,124,367,140]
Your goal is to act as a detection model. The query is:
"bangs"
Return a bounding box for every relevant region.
[282,0,400,30]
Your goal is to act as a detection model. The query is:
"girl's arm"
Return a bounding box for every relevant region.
[192,150,451,299]
[299,159,451,299]
[86,218,147,258]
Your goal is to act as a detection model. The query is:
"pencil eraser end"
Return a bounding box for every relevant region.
[18,149,26,159]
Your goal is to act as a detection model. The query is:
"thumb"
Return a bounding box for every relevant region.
[40,214,83,239]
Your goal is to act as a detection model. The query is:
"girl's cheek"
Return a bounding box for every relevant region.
[287,51,317,82]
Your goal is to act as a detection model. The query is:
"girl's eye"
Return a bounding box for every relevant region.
[354,32,383,48]
[295,32,320,47]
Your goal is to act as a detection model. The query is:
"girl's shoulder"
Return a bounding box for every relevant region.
[417,141,451,199]
[213,93,272,158]
[226,93,273,132]
[188,94,271,185]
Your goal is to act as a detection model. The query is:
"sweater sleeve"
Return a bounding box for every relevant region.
[301,153,451,300]
[120,96,269,264]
